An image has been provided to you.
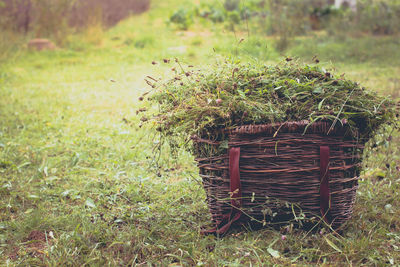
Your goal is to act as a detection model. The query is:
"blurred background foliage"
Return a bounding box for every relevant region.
[168,0,400,50]
[0,0,399,53]
[0,0,150,44]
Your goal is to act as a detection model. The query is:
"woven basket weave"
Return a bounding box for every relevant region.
[194,121,364,233]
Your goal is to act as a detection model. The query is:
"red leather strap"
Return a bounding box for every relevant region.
[201,147,242,235]
[229,147,242,209]
[319,146,331,223]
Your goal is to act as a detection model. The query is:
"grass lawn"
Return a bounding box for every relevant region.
[0,0,399,265]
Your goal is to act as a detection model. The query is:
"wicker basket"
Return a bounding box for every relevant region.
[193,121,364,234]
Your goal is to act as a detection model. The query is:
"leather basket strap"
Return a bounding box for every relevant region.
[320,146,331,224]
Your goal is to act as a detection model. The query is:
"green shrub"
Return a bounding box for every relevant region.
[227,11,241,25]
[169,7,193,30]
[198,0,266,25]
[209,8,225,23]
[224,0,240,11]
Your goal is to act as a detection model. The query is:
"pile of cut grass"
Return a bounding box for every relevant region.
[145,59,398,152]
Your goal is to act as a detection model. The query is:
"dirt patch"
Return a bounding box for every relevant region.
[6,230,50,261]
[24,230,47,249]
[28,39,57,51]
[22,230,50,260]
[25,230,46,243]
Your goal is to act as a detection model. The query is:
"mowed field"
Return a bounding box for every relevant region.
[1,0,400,265]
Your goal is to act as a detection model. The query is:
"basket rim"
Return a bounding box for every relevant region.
[226,119,353,136]
[191,119,362,146]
